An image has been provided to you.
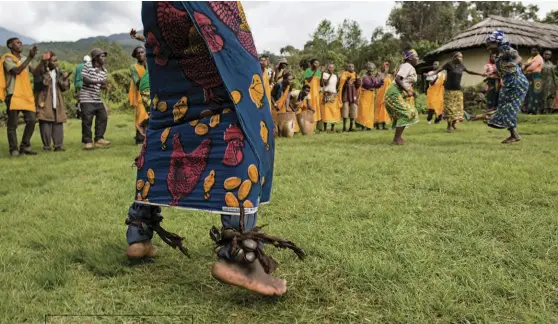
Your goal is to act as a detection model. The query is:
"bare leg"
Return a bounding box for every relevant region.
[392,126,406,145]
[502,127,521,143]
[126,203,158,259]
[452,120,458,130]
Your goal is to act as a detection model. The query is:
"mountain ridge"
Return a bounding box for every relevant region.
[0,27,37,45]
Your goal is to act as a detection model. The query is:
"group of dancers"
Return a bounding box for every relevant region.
[245,39,542,146]
[386,31,529,145]
[122,2,536,298]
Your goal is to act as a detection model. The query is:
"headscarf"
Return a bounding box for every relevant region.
[486,30,509,46]
[404,49,418,60]
[83,55,91,63]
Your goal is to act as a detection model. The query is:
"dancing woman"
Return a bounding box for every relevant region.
[428,52,485,132]
[384,49,419,145]
[485,30,528,143]
[125,1,304,296]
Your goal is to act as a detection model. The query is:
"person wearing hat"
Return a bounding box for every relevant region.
[129,46,149,145]
[80,48,110,150]
[73,55,91,119]
[271,57,288,87]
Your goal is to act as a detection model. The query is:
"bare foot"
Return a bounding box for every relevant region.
[126,241,157,259]
[502,137,521,144]
[446,128,452,133]
[392,138,406,145]
[211,259,287,296]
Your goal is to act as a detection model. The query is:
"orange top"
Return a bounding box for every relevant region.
[525,54,544,74]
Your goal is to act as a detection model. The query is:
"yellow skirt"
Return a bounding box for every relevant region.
[320,93,341,123]
[356,89,375,128]
[443,90,464,122]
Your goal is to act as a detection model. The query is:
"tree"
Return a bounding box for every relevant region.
[413,40,440,60]
[542,10,558,24]
[388,1,541,46]
[387,2,456,44]
[359,27,403,72]
[309,19,338,62]
[279,45,299,56]
[337,19,367,67]
[470,2,539,22]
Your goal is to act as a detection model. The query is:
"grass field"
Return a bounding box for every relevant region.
[1,113,558,323]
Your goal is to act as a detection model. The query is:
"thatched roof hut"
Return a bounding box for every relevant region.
[423,16,558,86]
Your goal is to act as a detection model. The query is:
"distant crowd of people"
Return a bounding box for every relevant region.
[0,37,110,156]
[1,30,557,156]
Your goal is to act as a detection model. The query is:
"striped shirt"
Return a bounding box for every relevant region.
[80,62,107,103]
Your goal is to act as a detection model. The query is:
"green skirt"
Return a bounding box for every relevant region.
[384,84,418,128]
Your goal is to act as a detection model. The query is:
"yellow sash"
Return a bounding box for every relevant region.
[128,64,149,131]
[128,64,146,107]
[0,53,35,111]
[276,85,291,112]
[263,72,272,109]
[337,71,356,104]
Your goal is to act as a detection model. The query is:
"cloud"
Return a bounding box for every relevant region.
[0,1,554,54]
[0,1,142,42]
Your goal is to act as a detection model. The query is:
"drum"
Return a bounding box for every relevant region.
[276,112,296,137]
[296,110,315,136]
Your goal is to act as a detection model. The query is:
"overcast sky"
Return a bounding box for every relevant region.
[1,1,556,54]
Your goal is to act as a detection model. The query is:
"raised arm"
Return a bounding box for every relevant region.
[8,45,37,75]
[130,29,146,42]
[426,66,444,77]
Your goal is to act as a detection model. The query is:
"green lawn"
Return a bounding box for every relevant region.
[1,113,558,323]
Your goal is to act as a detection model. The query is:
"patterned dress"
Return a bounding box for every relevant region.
[384,63,418,128]
[524,55,544,114]
[541,60,556,112]
[134,1,274,215]
[487,46,528,129]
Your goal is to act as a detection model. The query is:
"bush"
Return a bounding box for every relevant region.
[415,93,427,114]
[463,82,487,114]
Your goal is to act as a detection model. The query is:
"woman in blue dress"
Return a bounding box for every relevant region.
[485,30,529,143]
[124,1,304,296]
